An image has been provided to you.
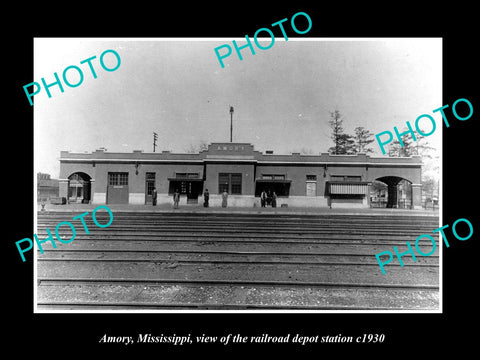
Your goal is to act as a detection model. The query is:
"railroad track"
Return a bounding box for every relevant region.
[36,211,440,310]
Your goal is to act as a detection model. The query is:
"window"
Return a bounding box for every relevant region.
[108,172,128,186]
[231,174,242,194]
[306,175,317,181]
[218,173,242,194]
[219,173,229,193]
[262,174,285,180]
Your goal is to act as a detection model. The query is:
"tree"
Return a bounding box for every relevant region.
[387,127,418,157]
[327,110,343,154]
[386,128,440,208]
[422,176,438,199]
[387,129,435,158]
[353,126,375,154]
[185,140,209,153]
[327,110,356,155]
[388,138,414,157]
[299,147,314,155]
[414,135,435,159]
[336,133,356,155]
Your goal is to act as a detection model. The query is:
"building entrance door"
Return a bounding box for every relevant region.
[169,180,203,204]
[145,172,156,204]
[106,172,129,204]
[186,181,202,204]
[68,172,92,204]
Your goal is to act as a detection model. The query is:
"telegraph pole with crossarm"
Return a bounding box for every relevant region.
[153,132,158,152]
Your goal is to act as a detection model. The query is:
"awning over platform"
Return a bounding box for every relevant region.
[167,177,204,182]
[328,181,370,195]
[167,170,204,182]
[255,179,292,183]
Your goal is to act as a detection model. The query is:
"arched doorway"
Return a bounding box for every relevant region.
[372,176,412,209]
[68,172,92,204]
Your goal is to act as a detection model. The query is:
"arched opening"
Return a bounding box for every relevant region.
[372,176,412,209]
[68,172,92,204]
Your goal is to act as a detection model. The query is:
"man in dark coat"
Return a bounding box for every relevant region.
[260,190,267,207]
[173,189,180,209]
[203,188,210,207]
[221,190,228,208]
[152,187,157,206]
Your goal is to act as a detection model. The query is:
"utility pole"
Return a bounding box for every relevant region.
[153,132,158,152]
[229,106,234,142]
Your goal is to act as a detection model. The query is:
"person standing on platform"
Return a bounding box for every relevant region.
[152,187,157,206]
[260,190,267,207]
[267,190,272,207]
[203,188,210,207]
[272,191,277,208]
[173,189,180,209]
[222,190,228,208]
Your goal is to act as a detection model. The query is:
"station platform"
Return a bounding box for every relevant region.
[37,202,439,217]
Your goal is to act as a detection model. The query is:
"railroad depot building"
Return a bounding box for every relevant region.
[58,142,423,209]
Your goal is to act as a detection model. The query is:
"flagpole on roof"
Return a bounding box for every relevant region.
[229,106,234,143]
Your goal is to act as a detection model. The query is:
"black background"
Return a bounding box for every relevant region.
[6,2,478,356]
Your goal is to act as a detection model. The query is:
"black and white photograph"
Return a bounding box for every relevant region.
[7,4,479,355]
[33,38,442,312]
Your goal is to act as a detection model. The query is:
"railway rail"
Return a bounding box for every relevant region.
[36,211,440,311]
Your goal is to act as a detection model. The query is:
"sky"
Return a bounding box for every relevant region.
[34,38,442,178]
